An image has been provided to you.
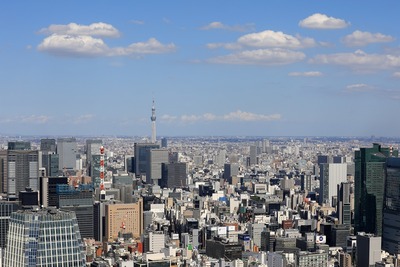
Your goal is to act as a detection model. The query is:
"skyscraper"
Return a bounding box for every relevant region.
[57,137,78,171]
[40,138,58,177]
[134,142,160,178]
[0,150,7,194]
[146,148,168,184]
[151,100,156,143]
[337,182,352,225]
[51,184,94,239]
[354,143,397,236]
[319,163,347,205]
[86,139,102,176]
[3,207,86,267]
[0,201,19,249]
[382,157,400,254]
[160,162,187,188]
[7,149,39,200]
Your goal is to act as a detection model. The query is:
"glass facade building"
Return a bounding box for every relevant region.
[354,143,397,236]
[3,208,86,267]
[383,157,400,254]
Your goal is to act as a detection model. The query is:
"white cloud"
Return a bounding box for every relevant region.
[37,22,176,57]
[39,22,120,38]
[0,115,51,124]
[299,13,349,29]
[162,110,281,123]
[19,115,51,123]
[310,50,400,71]
[38,34,110,57]
[74,114,94,124]
[208,48,305,65]
[160,114,178,122]
[222,110,281,121]
[393,72,400,78]
[238,30,316,49]
[345,83,373,92]
[200,21,255,32]
[131,20,144,25]
[342,30,395,47]
[38,35,175,57]
[206,42,242,50]
[288,71,323,77]
[114,38,176,55]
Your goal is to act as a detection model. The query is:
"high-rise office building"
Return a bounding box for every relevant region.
[0,201,19,248]
[86,139,102,176]
[337,182,352,225]
[40,139,59,177]
[300,172,312,192]
[146,148,168,184]
[52,184,94,239]
[319,163,347,205]
[356,232,381,267]
[224,163,239,184]
[249,145,257,166]
[160,162,187,188]
[7,149,39,200]
[105,200,143,241]
[7,141,31,151]
[3,208,86,267]
[161,137,167,148]
[354,143,397,236]
[0,150,7,194]
[134,142,160,178]
[383,157,400,255]
[57,137,78,170]
[40,139,56,153]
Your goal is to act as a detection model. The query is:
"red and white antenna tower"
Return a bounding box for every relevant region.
[100,146,106,200]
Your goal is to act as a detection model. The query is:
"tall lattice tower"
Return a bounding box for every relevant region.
[151,100,156,143]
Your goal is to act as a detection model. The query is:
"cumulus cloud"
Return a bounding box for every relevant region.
[310,50,400,71]
[39,22,120,38]
[200,21,255,32]
[299,13,349,29]
[38,34,175,57]
[161,110,281,123]
[37,22,176,57]
[238,30,316,49]
[288,71,323,77]
[345,83,373,92]
[393,72,400,78]
[206,42,242,50]
[208,48,305,65]
[38,34,109,57]
[342,30,395,47]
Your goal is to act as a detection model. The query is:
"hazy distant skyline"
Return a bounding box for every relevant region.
[1,1,400,137]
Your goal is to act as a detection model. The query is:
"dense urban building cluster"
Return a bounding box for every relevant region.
[0,108,400,267]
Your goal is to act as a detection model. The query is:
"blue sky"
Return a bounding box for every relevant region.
[1,1,400,137]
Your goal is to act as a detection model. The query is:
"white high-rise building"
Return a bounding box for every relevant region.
[149,231,165,253]
[57,138,78,170]
[319,163,347,205]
